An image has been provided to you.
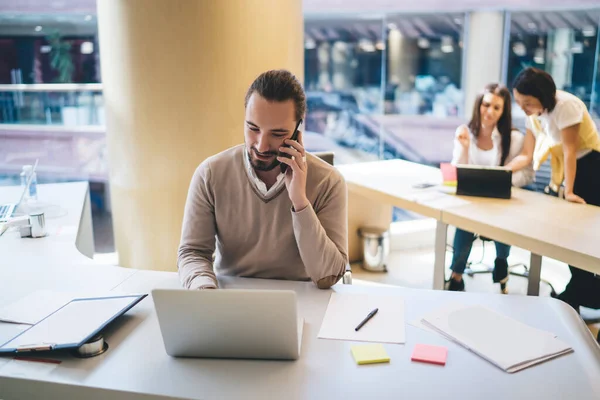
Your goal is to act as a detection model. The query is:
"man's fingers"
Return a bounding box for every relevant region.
[277,155,302,173]
[284,136,305,155]
[278,146,302,157]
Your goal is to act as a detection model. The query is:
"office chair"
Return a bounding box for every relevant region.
[311,151,352,285]
[462,235,557,296]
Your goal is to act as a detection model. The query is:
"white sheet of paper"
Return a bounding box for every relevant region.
[318,292,405,344]
[0,291,77,325]
[408,189,470,208]
[422,304,572,373]
[409,303,471,334]
[1,296,137,350]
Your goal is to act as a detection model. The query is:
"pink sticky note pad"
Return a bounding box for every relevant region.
[440,163,457,183]
[411,344,448,366]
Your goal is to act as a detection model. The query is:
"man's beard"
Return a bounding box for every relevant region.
[248,147,280,171]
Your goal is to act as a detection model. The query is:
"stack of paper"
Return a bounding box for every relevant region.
[417,304,573,373]
[318,293,405,344]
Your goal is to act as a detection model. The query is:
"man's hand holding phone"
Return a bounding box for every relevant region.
[277,122,309,212]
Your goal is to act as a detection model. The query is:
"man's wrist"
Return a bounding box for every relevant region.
[292,197,310,212]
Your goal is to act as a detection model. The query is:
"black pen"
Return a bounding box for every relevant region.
[355,308,378,331]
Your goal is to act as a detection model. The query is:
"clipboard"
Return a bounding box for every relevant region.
[0,294,147,354]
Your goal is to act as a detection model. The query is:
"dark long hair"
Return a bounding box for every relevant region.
[468,83,513,166]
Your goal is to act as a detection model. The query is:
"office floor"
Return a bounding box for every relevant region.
[92,211,599,341]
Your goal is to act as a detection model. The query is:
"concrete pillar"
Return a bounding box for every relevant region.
[317,42,331,90]
[463,11,506,116]
[97,0,303,271]
[547,28,574,90]
[387,28,418,92]
[331,41,351,90]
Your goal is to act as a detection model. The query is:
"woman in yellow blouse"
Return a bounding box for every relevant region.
[509,67,600,313]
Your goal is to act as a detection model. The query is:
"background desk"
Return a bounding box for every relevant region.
[339,160,458,290]
[444,188,600,295]
[339,160,600,295]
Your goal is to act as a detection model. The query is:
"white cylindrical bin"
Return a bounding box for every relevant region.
[358,227,390,272]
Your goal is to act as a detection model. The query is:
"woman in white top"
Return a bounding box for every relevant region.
[447,83,533,293]
[510,68,600,314]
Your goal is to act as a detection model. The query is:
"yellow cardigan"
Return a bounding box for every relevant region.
[531,110,600,192]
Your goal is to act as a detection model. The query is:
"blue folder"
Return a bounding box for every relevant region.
[0,294,147,354]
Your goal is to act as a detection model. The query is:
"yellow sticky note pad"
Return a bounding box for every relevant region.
[351,344,390,365]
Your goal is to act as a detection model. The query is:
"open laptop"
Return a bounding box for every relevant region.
[456,165,512,199]
[0,160,38,222]
[152,289,303,360]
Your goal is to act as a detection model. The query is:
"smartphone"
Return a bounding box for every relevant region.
[413,182,436,189]
[279,119,303,173]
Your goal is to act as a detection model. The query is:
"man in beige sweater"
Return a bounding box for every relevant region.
[177,70,348,290]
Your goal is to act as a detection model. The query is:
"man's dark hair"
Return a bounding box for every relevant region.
[512,67,557,112]
[244,70,306,121]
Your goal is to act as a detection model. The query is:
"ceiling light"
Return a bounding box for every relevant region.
[304,39,316,49]
[81,41,94,54]
[84,15,93,22]
[512,42,527,57]
[571,42,583,54]
[441,36,454,53]
[417,38,430,49]
[40,45,52,54]
[583,26,596,37]
[358,39,375,52]
[533,48,545,64]
[34,26,42,32]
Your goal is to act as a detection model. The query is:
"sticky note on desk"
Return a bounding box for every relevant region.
[440,162,457,186]
[411,344,448,366]
[351,344,390,365]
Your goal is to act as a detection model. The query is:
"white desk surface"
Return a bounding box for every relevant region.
[1,182,600,400]
[338,159,467,219]
[0,183,135,303]
[2,273,600,400]
[0,183,136,364]
[444,188,600,274]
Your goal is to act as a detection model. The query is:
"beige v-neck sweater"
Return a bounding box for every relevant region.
[177,144,348,290]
